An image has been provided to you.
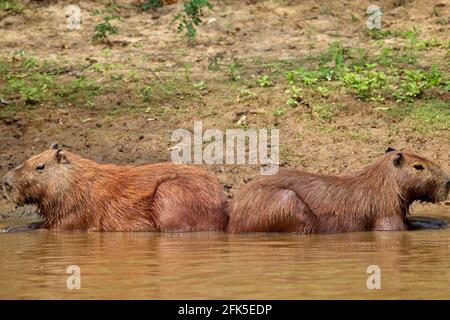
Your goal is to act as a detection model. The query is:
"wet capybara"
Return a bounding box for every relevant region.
[227,148,450,234]
[2,143,228,232]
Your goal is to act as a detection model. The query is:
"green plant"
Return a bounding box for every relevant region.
[392,68,442,102]
[21,57,38,69]
[0,59,9,76]
[111,74,123,81]
[273,108,285,116]
[377,47,394,66]
[387,100,450,131]
[91,8,121,42]
[7,75,52,105]
[100,48,113,58]
[366,29,411,40]
[316,86,329,96]
[175,0,213,40]
[257,75,272,87]
[57,77,101,101]
[285,85,303,107]
[184,63,191,81]
[401,28,421,64]
[0,1,23,15]
[425,65,443,87]
[315,41,346,70]
[13,49,27,57]
[285,67,334,86]
[328,41,345,70]
[227,59,241,81]
[313,104,335,122]
[342,68,387,101]
[141,0,163,10]
[5,70,56,104]
[238,89,258,101]
[141,86,153,101]
[417,38,441,50]
[409,101,450,129]
[193,81,206,90]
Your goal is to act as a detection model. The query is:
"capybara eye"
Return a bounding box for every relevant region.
[36,164,45,171]
[413,164,424,171]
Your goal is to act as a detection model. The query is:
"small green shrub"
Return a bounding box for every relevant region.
[285,85,303,107]
[227,59,241,81]
[273,108,286,116]
[313,104,335,122]
[342,68,387,101]
[175,0,213,40]
[393,68,442,102]
[141,86,153,101]
[257,75,272,87]
[141,0,163,10]
[193,81,206,90]
[91,8,121,42]
[0,0,23,15]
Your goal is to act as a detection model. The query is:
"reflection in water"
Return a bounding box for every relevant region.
[1,209,449,299]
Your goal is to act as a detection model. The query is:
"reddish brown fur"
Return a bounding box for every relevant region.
[2,146,228,232]
[227,150,450,234]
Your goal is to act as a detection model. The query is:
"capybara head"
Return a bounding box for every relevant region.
[384,147,450,203]
[2,143,70,206]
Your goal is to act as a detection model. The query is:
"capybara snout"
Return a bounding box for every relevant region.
[384,149,450,203]
[2,173,13,199]
[2,144,66,206]
[2,167,23,205]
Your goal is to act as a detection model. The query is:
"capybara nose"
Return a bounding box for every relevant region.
[2,176,12,192]
[446,180,450,190]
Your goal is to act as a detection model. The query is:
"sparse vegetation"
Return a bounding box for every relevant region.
[285,85,303,107]
[91,7,121,43]
[0,0,23,15]
[141,85,153,102]
[227,59,242,82]
[0,3,448,145]
[257,75,272,87]
[175,0,213,40]
[141,0,163,10]
[1,25,448,123]
[279,34,448,105]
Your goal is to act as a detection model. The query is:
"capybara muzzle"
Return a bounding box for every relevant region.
[2,173,13,200]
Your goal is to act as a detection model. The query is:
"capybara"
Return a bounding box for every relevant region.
[2,143,228,232]
[227,148,450,234]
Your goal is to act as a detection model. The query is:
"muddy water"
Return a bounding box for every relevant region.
[1,209,449,300]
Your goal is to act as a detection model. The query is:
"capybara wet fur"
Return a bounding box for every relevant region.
[2,144,228,232]
[227,148,450,234]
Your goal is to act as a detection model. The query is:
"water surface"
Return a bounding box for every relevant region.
[1,207,449,299]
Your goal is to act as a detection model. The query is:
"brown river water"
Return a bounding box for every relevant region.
[0,207,449,300]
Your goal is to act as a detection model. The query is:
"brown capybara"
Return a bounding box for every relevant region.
[2,143,228,232]
[227,148,450,234]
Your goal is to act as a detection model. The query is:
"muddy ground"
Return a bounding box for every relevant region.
[0,0,449,221]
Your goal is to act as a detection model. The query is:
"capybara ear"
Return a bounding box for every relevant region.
[56,149,69,164]
[50,142,59,150]
[385,147,396,154]
[393,153,403,167]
